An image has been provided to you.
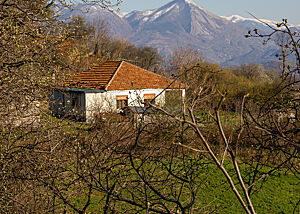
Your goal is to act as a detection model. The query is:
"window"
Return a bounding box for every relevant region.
[144,94,155,106]
[116,95,128,109]
[71,97,78,108]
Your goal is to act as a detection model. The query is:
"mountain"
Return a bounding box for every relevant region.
[222,15,300,32]
[61,0,284,66]
[59,3,133,38]
[124,0,229,40]
[124,0,278,66]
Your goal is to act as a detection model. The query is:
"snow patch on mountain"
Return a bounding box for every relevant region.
[222,15,279,27]
[150,4,178,21]
[180,0,209,12]
[115,11,128,18]
[222,15,300,29]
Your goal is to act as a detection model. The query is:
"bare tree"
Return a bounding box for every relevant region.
[1,1,298,212]
[0,0,121,212]
[144,19,300,214]
[243,18,299,196]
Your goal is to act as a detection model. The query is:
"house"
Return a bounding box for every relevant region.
[49,61,185,122]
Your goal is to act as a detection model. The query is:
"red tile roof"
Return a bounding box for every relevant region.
[64,61,184,91]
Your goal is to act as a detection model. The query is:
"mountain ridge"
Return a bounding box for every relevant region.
[221,15,300,33]
[61,0,288,66]
[123,0,278,65]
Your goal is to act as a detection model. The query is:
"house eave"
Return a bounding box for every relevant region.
[55,87,106,93]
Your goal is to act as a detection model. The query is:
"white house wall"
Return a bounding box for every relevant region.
[85,89,166,122]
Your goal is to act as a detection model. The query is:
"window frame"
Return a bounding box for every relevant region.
[116,95,128,109]
[143,94,156,106]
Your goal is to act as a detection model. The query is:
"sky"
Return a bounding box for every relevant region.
[117,0,300,24]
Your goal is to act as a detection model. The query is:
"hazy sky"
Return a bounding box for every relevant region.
[118,0,300,24]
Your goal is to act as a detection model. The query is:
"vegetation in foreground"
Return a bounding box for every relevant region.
[0,0,299,213]
[73,164,299,213]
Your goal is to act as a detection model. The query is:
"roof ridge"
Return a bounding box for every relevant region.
[104,61,124,90]
[63,60,184,91]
